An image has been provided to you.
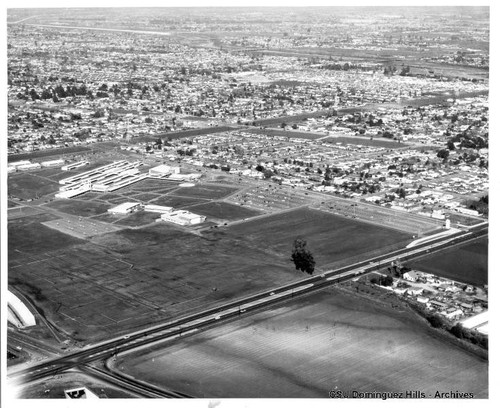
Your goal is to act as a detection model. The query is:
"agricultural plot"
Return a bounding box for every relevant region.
[8,173,60,200]
[43,199,110,217]
[187,201,262,221]
[115,287,487,398]
[224,207,413,268]
[408,237,488,286]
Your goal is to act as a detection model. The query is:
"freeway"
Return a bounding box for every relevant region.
[8,222,487,396]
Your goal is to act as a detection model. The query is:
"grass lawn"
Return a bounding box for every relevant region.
[118,178,179,193]
[8,173,60,200]
[408,237,488,286]
[150,195,208,208]
[43,199,110,217]
[115,211,160,227]
[188,201,262,221]
[8,214,83,261]
[114,286,487,398]
[224,208,413,268]
[172,184,239,200]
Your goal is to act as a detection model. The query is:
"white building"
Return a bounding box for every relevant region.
[149,164,180,178]
[62,160,89,171]
[108,202,142,214]
[160,210,206,225]
[41,159,65,168]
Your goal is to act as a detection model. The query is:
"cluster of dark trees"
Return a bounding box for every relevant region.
[409,302,487,350]
[465,195,488,216]
[370,274,394,287]
[291,238,315,275]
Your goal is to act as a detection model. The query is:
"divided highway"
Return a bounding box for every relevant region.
[8,223,487,396]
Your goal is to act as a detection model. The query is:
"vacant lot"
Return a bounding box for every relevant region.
[224,208,413,268]
[8,173,60,200]
[188,201,262,221]
[408,237,488,286]
[115,286,487,398]
[44,199,110,217]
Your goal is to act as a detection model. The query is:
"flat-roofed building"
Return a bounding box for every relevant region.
[41,159,65,168]
[160,210,205,225]
[144,204,174,214]
[149,164,180,178]
[108,202,142,214]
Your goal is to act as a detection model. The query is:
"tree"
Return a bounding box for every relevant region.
[437,149,450,160]
[291,238,315,275]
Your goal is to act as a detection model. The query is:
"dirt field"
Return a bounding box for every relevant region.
[115,287,488,398]
[408,237,488,286]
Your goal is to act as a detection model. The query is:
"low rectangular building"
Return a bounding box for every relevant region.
[160,210,206,226]
[108,202,142,215]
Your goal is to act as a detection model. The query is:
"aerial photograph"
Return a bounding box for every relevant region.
[2,1,491,403]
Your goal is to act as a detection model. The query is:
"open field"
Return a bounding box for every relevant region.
[114,211,160,227]
[172,184,239,200]
[8,173,60,200]
[408,237,488,286]
[188,201,262,221]
[115,286,487,398]
[43,199,110,217]
[120,178,180,193]
[7,204,411,342]
[224,208,413,268]
[149,195,209,208]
